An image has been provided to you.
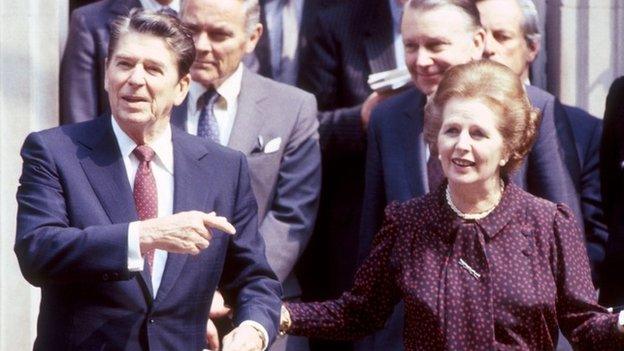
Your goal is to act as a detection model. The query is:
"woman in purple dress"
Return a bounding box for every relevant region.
[279,60,624,350]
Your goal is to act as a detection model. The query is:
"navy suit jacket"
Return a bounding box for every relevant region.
[60,0,142,124]
[563,105,607,285]
[599,76,624,307]
[15,116,281,350]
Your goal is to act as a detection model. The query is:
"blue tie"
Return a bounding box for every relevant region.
[197,90,220,143]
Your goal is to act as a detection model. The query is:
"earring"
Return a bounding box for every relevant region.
[499,159,507,166]
[438,154,442,160]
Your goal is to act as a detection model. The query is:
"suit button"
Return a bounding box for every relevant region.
[102,273,110,281]
[149,319,155,324]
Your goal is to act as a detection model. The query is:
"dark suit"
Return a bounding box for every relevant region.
[599,77,624,307]
[357,86,582,351]
[15,116,282,350]
[60,0,142,124]
[246,0,337,82]
[563,105,607,285]
[172,68,321,351]
[296,0,397,304]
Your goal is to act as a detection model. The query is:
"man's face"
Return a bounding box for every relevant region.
[105,31,189,135]
[182,0,261,88]
[477,0,538,81]
[402,6,485,95]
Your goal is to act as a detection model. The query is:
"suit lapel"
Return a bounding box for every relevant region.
[170,98,189,132]
[78,117,154,299]
[362,0,396,74]
[227,69,267,153]
[400,91,428,196]
[154,128,211,305]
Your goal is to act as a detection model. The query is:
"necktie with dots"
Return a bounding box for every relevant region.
[133,145,158,273]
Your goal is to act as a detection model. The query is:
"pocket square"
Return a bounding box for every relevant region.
[263,137,282,153]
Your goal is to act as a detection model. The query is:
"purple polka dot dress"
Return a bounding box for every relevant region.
[287,182,624,350]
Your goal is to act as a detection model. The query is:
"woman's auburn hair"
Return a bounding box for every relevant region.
[423,59,541,176]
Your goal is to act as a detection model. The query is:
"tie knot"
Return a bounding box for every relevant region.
[134,145,155,162]
[197,89,219,110]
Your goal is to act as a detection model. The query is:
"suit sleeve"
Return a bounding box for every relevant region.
[60,9,101,124]
[578,119,609,285]
[219,154,282,345]
[14,132,131,286]
[526,96,582,224]
[259,93,321,296]
[286,203,402,340]
[297,13,366,155]
[357,108,387,266]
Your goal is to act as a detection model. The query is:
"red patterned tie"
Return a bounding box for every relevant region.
[133,145,158,273]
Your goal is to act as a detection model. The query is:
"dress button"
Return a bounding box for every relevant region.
[102,273,110,281]
[149,319,155,324]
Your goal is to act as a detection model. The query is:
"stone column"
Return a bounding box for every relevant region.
[0,0,67,349]
[546,0,624,117]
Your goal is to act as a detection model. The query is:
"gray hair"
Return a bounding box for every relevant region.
[179,0,260,36]
[516,0,541,48]
[406,0,482,30]
[242,0,261,35]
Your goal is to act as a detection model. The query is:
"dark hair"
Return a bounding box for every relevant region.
[424,60,541,175]
[107,8,196,78]
[406,0,482,29]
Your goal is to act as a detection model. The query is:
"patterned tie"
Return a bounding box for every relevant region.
[197,89,220,143]
[133,145,158,273]
[443,220,494,350]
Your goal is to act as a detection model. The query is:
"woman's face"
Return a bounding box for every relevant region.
[437,97,508,189]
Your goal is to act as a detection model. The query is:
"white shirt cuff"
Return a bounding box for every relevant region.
[617,310,624,333]
[127,221,144,272]
[240,320,269,351]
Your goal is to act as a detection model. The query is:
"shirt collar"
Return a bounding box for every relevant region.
[139,0,180,13]
[189,63,244,112]
[111,116,174,175]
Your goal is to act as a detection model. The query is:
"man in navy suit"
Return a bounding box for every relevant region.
[17,10,280,350]
[357,1,581,350]
[60,0,179,124]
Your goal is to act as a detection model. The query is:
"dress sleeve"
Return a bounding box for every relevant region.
[554,204,624,349]
[286,202,403,340]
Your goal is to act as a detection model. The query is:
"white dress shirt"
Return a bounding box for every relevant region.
[112,117,173,297]
[139,0,180,13]
[113,116,270,348]
[389,0,406,69]
[186,64,244,145]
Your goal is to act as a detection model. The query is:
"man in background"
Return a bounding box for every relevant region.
[172,1,321,350]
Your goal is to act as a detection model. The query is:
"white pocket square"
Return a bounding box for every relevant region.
[263,137,282,153]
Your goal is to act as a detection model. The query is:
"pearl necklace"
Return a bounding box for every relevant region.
[445,181,505,220]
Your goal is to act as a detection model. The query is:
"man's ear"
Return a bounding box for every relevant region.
[471,28,486,60]
[526,39,540,64]
[244,23,263,54]
[174,73,191,106]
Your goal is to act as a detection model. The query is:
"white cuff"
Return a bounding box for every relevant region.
[127,221,144,272]
[617,311,624,333]
[240,320,269,351]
